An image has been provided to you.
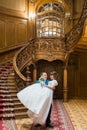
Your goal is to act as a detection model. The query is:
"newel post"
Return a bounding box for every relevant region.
[33,66,37,83]
[26,66,31,86]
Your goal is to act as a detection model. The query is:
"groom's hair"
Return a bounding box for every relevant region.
[40,72,47,76]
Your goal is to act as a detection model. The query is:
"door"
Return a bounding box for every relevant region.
[37,60,63,99]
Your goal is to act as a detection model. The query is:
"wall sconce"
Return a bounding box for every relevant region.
[29,12,36,20]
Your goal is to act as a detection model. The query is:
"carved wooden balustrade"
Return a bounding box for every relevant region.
[13,39,35,90]
[34,38,67,61]
[65,0,87,51]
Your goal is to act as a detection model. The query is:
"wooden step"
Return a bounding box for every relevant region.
[0,62,28,120]
[8,72,14,76]
[0,112,28,120]
[0,76,7,80]
[0,80,7,83]
[7,82,15,86]
[0,97,19,103]
[14,112,28,119]
[0,89,17,93]
[0,95,17,99]
[0,108,14,113]
[7,79,15,83]
[0,92,10,95]
[14,102,23,107]
[0,104,14,108]
[9,90,17,94]
[14,106,27,112]
[0,87,17,90]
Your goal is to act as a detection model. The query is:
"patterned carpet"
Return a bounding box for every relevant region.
[0,99,87,130]
[0,120,17,130]
[16,99,87,130]
[16,100,74,130]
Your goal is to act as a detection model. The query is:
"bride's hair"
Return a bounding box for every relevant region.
[50,71,58,79]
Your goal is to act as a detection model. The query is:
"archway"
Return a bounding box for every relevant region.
[36,60,64,99]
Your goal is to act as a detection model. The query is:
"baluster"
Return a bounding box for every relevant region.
[26,66,31,86]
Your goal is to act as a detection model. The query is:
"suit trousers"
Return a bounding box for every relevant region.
[45,104,52,125]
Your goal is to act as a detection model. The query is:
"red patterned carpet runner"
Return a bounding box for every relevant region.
[0,62,17,130]
[0,120,17,130]
[31,100,75,130]
[51,100,74,130]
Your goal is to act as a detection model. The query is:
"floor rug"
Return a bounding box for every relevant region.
[19,100,75,130]
[50,100,75,130]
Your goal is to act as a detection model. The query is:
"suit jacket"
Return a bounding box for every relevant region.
[36,79,49,85]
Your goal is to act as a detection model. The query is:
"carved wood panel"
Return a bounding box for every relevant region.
[0,20,5,49]
[0,15,28,52]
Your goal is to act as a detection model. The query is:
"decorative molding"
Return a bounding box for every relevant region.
[30,0,37,3]
[0,0,28,18]
[34,38,65,51]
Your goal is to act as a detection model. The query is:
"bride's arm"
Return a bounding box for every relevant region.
[46,86,55,90]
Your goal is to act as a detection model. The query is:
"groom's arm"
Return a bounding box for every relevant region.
[36,80,40,83]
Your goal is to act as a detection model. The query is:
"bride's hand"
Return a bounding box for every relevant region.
[46,86,53,90]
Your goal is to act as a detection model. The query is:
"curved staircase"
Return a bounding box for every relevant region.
[12,0,87,102]
[0,0,87,120]
[0,62,28,120]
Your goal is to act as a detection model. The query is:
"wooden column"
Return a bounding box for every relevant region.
[33,64,37,83]
[63,67,68,102]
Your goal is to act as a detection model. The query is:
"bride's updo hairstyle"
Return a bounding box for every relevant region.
[50,71,58,79]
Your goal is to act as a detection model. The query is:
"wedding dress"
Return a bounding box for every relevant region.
[17,80,58,125]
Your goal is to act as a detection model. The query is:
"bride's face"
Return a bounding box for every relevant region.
[50,75,54,80]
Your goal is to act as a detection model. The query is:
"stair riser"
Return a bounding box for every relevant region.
[0,62,27,120]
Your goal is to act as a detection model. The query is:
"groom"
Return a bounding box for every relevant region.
[36,72,54,128]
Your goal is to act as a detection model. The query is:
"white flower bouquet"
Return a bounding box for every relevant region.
[39,77,46,87]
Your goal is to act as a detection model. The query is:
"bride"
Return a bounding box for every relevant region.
[17,71,58,125]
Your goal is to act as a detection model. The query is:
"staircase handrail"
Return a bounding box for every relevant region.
[13,39,35,82]
[65,0,87,50]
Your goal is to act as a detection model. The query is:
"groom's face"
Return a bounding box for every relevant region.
[42,72,47,80]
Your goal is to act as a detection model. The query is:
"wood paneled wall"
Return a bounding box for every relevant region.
[0,15,28,52]
[68,53,87,99]
[79,52,87,98]
[0,0,29,63]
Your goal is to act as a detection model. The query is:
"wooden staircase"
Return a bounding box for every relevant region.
[0,62,28,120]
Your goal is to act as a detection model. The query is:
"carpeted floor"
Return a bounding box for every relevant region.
[0,99,87,130]
[15,99,87,130]
[15,100,74,130]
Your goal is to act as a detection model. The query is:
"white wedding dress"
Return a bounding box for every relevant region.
[17,80,58,125]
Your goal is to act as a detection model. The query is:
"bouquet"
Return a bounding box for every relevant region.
[39,77,46,87]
